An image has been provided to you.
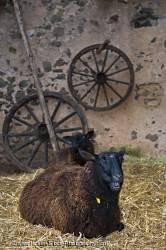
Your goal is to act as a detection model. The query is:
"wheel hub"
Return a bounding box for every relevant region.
[95,72,107,85]
[36,123,49,141]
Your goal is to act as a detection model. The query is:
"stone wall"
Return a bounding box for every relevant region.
[0,0,166,163]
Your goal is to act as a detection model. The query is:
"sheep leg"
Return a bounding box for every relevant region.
[116,222,125,231]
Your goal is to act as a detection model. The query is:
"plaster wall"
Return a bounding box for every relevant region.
[0,0,166,160]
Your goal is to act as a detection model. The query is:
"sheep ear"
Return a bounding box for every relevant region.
[119,150,126,159]
[63,135,72,141]
[119,149,126,157]
[86,129,95,139]
[78,149,96,161]
[63,136,73,145]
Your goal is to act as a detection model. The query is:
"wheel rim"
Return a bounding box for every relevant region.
[68,44,134,111]
[3,92,88,171]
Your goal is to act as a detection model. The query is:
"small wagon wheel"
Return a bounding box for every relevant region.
[3,92,88,171]
[68,43,134,111]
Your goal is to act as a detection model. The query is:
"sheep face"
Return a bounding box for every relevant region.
[96,151,125,192]
[63,130,95,165]
[79,149,125,192]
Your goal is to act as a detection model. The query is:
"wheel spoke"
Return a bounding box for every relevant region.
[73,71,94,78]
[106,82,123,99]
[42,113,45,122]
[73,79,95,87]
[13,116,34,128]
[107,78,130,85]
[101,49,109,72]
[44,141,48,167]
[51,101,61,121]
[94,85,101,108]
[7,132,36,138]
[68,44,134,111]
[56,135,72,145]
[104,55,120,74]
[79,58,96,74]
[13,137,39,153]
[4,93,88,169]
[55,133,61,151]
[80,83,97,100]
[102,84,109,106]
[107,67,129,77]
[25,104,39,123]
[55,111,77,127]
[26,141,42,166]
[92,50,99,72]
[55,127,82,133]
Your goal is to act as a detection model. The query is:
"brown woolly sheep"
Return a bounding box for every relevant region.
[19,150,125,238]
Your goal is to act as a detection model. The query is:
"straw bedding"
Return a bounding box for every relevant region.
[0,160,165,250]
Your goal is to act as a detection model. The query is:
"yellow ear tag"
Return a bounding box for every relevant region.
[96,197,101,204]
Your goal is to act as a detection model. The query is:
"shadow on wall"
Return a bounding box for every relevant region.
[131,6,158,28]
[0,134,22,176]
[0,0,12,8]
[95,0,114,10]
[95,0,128,8]
[0,0,13,15]
[0,163,22,176]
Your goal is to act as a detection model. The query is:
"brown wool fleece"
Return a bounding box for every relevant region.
[19,162,121,238]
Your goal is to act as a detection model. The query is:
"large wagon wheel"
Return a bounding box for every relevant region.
[68,43,134,111]
[3,92,88,171]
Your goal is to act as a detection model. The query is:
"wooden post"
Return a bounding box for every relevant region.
[12,0,58,152]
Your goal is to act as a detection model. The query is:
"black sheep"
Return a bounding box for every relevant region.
[62,129,95,165]
[19,149,125,238]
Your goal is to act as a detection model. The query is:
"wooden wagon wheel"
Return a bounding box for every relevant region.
[3,92,88,171]
[68,43,134,111]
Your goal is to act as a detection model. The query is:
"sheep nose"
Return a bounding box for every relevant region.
[113,182,120,188]
[110,182,121,192]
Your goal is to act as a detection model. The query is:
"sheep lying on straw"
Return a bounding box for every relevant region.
[19,150,125,238]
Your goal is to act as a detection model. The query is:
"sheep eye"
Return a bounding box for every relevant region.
[102,156,106,161]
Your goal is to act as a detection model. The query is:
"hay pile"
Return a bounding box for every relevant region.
[0,160,165,250]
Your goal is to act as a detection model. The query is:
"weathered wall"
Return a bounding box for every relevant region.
[0,0,166,161]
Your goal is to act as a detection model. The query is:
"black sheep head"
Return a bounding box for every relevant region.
[79,149,125,192]
[63,130,95,165]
